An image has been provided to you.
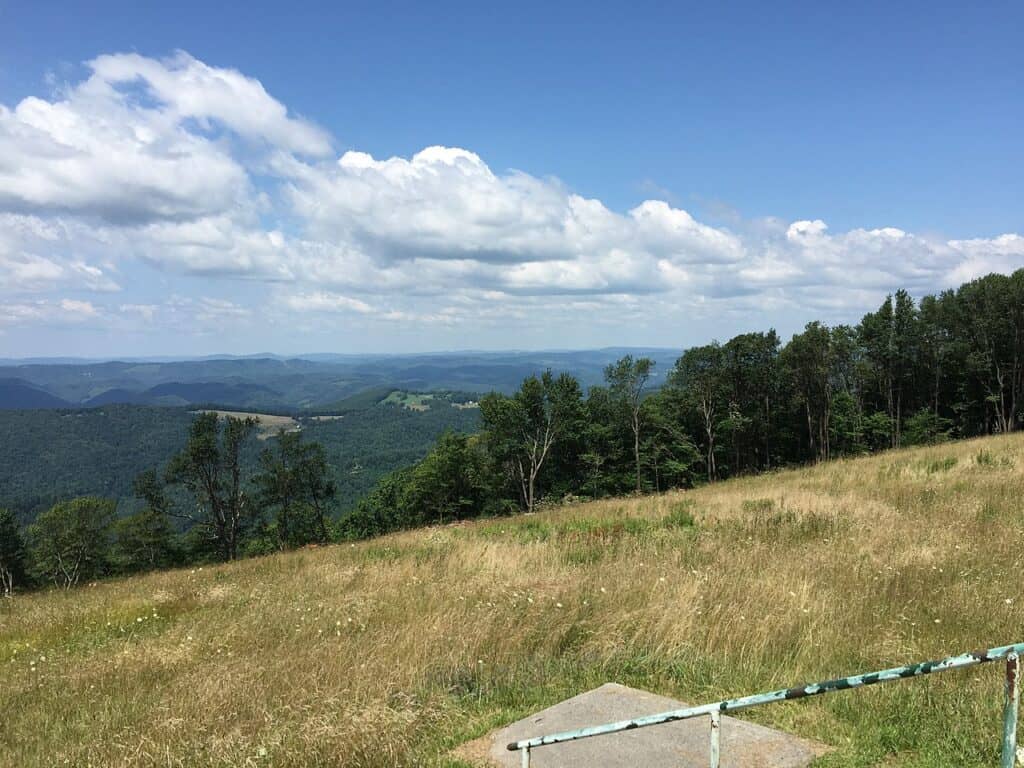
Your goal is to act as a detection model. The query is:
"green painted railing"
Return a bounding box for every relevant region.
[508,642,1023,767]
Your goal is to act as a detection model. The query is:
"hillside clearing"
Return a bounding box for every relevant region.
[2,434,1024,767]
[194,410,299,439]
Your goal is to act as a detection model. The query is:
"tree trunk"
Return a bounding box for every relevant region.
[633,410,642,493]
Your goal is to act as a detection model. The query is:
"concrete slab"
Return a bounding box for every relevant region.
[478,683,827,767]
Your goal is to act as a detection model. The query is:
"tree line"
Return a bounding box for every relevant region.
[2,269,1022,594]
[340,269,1024,535]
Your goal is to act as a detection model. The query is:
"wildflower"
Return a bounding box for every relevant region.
[556,602,563,608]
[1006,599,1014,605]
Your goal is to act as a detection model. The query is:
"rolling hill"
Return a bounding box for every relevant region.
[0,379,70,410]
[0,349,680,410]
[3,433,1022,766]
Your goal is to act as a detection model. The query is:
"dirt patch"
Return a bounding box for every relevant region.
[450,734,500,767]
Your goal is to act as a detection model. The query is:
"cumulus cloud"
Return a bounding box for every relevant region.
[0,50,326,225]
[0,50,1020,344]
[88,52,331,156]
[0,214,120,293]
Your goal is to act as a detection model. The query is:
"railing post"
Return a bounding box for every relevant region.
[520,745,530,768]
[709,710,721,768]
[1003,652,1020,768]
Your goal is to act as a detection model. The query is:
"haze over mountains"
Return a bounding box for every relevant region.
[0,348,678,411]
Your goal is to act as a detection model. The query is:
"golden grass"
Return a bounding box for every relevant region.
[3,435,1024,767]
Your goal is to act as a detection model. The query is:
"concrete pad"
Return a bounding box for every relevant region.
[481,683,827,767]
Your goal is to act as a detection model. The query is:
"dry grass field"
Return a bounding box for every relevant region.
[3,434,1024,767]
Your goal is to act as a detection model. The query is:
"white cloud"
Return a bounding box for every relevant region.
[88,51,331,156]
[0,297,100,326]
[0,50,327,226]
[282,291,375,314]
[0,51,1020,346]
[0,214,120,293]
[119,303,158,321]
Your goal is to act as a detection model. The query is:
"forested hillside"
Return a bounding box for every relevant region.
[0,400,480,522]
[0,406,196,519]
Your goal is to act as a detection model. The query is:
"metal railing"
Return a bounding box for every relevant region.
[508,641,1023,767]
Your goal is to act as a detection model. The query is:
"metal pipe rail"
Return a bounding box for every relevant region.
[508,641,1023,767]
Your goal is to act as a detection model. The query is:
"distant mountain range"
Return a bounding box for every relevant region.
[0,348,682,411]
[0,379,72,409]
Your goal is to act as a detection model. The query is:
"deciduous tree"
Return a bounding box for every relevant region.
[166,413,257,561]
[604,355,655,492]
[28,497,114,589]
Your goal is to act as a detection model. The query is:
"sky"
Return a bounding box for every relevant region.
[0,0,1021,357]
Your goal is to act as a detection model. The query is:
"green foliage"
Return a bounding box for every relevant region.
[0,508,28,595]
[0,405,195,519]
[903,408,953,446]
[166,413,258,561]
[974,449,1013,469]
[297,401,481,511]
[336,467,417,540]
[480,371,586,512]
[27,497,115,589]
[662,501,696,529]
[921,456,957,474]
[111,470,178,573]
[0,399,481,525]
[336,431,495,539]
[604,355,655,492]
[254,430,335,548]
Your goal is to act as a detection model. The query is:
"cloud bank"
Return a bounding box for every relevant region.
[1,51,1021,350]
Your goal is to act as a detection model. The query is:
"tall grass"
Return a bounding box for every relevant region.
[3,434,1024,766]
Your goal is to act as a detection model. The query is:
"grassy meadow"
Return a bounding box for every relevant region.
[3,434,1024,767]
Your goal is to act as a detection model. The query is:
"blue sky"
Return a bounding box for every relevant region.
[0,1,1021,356]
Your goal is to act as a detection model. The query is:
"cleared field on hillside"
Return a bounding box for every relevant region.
[3,435,1024,767]
[195,410,299,439]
